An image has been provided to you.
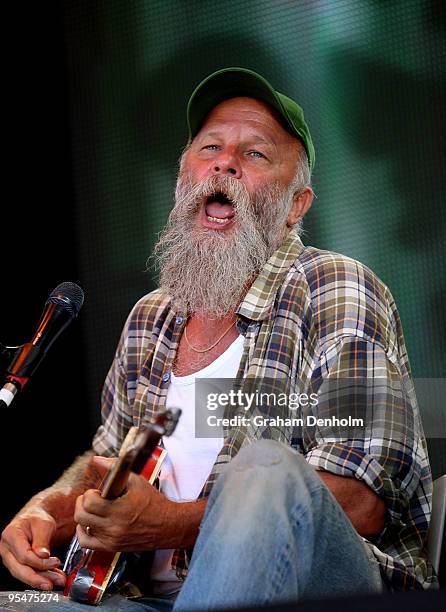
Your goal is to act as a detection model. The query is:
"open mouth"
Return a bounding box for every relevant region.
[204,191,235,225]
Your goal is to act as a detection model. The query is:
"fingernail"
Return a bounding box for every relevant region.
[39,583,52,591]
[38,547,50,557]
[44,556,60,567]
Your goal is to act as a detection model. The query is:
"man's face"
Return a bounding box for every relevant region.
[153,96,308,316]
[181,96,301,233]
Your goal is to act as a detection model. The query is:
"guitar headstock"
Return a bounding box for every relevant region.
[150,407,181,436]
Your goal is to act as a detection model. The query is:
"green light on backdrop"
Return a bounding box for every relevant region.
[64,0,445,437]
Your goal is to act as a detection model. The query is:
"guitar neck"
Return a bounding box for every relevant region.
[99,427,164,500]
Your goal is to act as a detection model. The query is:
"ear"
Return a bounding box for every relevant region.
[287,187,313,227]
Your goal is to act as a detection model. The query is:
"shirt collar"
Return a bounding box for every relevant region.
[236,229,305,322]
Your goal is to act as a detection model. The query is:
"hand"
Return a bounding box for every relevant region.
[0,509,66,590]
[74,456,176,552]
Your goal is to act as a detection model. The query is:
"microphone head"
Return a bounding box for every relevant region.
[46,282,85,317]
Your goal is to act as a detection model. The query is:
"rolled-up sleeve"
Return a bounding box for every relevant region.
[304,336,425,528]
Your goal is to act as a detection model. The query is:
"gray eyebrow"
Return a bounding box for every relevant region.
[200,130,275,147]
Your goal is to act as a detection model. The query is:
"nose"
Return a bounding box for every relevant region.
[212,150,242,179]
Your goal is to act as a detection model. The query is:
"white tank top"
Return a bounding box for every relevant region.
[150,334,244,591]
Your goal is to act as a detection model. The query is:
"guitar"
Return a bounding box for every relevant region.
[63,408,181,604]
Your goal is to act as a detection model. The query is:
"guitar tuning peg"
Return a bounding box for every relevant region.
[164,407,182,435]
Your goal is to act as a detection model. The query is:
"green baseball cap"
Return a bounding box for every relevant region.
[187,67,315,171]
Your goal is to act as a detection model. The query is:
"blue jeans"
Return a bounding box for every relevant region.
[1,440,383,611]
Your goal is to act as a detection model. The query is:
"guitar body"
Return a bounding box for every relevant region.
[64,550,122,605]
[62,412,179,605]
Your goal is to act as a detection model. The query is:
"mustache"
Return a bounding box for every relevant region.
[173,172,251,216]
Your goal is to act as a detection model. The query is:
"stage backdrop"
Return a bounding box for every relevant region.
[0,0,445,592]
[63,0,445,476]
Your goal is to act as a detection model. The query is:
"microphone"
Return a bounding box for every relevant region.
[0,282,84,408]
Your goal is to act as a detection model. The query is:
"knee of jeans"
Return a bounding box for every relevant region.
[224,440,321,498]
[231,439,311,472]
[231,439,287,469]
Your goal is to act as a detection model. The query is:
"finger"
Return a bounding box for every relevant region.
[74,515,104,539]
[76,489,111,518]
[1,549,59,591]
[91,455,116,478]
[75,524,108,552]
[39,568,66,588]
[91,455,116,468]
[73,499,112,545]
[2,527,60,572]
[29,519,56,558]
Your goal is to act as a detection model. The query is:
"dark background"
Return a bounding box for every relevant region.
[0,0,445,593]
[0,2,88,590]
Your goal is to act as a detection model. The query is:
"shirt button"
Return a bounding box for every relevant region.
[175,316,183,325]
[162,372,171,383]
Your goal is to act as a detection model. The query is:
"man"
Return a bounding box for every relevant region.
[0,68,436,611]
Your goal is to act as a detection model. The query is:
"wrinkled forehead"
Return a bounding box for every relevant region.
[196,96,302,147]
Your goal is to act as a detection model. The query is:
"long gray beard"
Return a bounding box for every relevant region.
[152,173,296,317]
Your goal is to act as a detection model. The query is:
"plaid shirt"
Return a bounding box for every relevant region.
[93,228,437,592]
